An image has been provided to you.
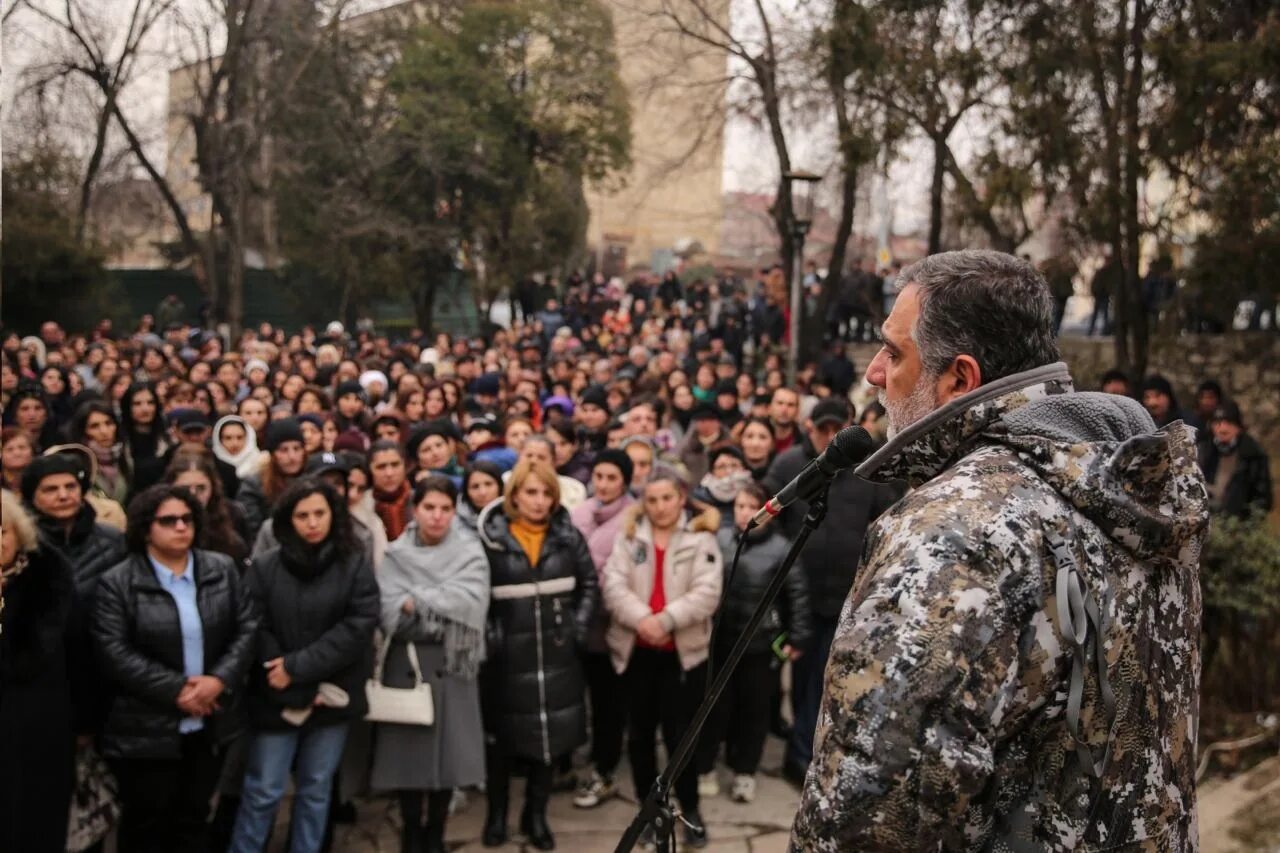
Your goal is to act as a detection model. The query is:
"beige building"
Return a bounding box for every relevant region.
[157,0,725,277]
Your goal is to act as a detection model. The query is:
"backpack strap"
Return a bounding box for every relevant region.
[1047,528,1119,839]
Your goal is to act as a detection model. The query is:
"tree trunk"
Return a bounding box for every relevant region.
[77,94,115,243]
[107,98,207,292]
[928,134,946,254]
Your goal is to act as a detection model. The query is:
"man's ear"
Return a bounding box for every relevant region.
[935,355,982,404]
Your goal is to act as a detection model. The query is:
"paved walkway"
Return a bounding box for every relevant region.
[327,738,800,853]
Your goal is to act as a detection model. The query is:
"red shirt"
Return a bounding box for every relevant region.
[639,545,676,651]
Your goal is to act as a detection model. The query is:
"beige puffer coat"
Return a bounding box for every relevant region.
[603,504,723,674]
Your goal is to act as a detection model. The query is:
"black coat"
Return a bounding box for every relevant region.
[714,526,813,655]
[92,550,259,759]
[132,443,241,500]
[36,503,127,591]
[763,439,905,620]
[36,503,127,734]
[244,542,379,730]
[0,546,75,853]
[478,507,598,764]
[235,473,270,543]
[1198,433,1273,520]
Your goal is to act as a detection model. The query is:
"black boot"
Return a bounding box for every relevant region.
[483,747,509,847]
[399,791,424,853]
[423,789,451,853]
[520,763,555,850]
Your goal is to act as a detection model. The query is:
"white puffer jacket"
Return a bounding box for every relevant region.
[603,504,722,674]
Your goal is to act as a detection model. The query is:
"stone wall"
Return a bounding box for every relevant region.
[1061,334,1280,521]
[844,335,1280,519]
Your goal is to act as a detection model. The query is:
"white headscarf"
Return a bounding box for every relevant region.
[212,414,261,478]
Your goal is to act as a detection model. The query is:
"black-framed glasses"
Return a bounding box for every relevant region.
[153,513,194,529]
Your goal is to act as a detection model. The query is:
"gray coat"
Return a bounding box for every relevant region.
[369,639,485,791]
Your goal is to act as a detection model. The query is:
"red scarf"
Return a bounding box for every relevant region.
[374,480,412,541]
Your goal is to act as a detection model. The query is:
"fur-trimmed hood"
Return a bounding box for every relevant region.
[620,502,720,539]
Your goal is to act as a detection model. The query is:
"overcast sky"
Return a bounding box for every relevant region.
[2,0,935,232]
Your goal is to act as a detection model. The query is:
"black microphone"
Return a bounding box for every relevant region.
[750,425,875,527]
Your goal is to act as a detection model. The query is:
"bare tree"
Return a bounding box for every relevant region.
[625,0,812,284]
[8,0,188,247]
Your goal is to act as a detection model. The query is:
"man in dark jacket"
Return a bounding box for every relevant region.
[1198,400,1272,520]
[762,397,903,783]
[817,341,856,397]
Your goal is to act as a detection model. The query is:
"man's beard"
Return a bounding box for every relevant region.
[879,378,938,438]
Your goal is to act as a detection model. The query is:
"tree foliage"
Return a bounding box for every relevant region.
[1,145,121,332]
[271,0,630,329]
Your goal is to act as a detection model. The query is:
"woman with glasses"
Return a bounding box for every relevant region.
[92,484,258,853]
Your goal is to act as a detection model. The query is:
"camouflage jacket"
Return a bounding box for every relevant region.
[791,362,1209,852]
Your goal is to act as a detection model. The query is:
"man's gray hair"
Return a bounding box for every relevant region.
[898,250,1060,383]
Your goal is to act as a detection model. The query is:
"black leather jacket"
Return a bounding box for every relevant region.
[477,506,598,764]
[243,543,379,730]
[714,526,813,654]
[92,550,259,759]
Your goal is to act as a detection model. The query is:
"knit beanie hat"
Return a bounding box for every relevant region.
[21,453,86,503]
[335,380,366,402]
[591,448,634,485]
[263,417,305,452]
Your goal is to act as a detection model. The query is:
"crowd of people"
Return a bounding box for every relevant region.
[0,263,1272,853]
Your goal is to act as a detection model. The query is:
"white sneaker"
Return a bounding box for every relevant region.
[697,772,720,798]
[730,774,756,803]
[573,770,617,808]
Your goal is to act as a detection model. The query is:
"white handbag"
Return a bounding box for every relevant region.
[365,637,434,726]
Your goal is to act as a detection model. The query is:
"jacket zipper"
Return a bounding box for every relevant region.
[531,544,552,764]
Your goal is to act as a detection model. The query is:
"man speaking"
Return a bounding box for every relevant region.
[791,251,1208,850]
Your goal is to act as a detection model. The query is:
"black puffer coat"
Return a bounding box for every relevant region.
[477,506,598,764]
[36,503,126,734]
[713,526,813,655]
[92,550,259,759]
[244,542,379,731]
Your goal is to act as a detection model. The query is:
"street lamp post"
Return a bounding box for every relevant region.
[784,170,820,385]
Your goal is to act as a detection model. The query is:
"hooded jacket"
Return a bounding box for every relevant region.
[477,504,599,764]
[791,363,1209,852]
[603,504,723,674]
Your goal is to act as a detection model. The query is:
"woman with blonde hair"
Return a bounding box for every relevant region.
[0,489,76,853]
[603,465,723,848]
[476,460,598,850]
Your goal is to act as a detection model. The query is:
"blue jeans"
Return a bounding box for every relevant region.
[229,723,349,853]
[786,614,839,771]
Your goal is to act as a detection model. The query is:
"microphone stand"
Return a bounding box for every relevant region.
[614,488,830,853]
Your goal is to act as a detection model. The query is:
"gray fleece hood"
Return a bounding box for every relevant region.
[858,362,1209,565]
